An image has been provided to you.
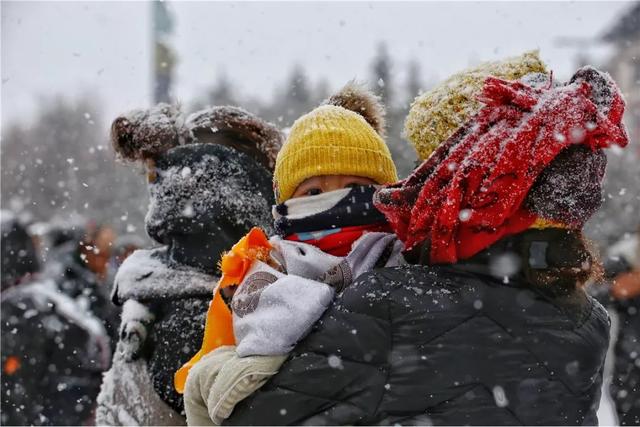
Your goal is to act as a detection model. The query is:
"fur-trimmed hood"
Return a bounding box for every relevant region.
[186,106,282,170]
[111,104,283,171]
[111,247,216,305]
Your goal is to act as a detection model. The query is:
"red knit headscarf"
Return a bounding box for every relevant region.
[374,68,628,264]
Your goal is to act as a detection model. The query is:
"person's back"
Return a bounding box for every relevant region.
[226,61,626,425]
[225,236,609,425]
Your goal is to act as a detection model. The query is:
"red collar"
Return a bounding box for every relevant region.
[285,223,391,257]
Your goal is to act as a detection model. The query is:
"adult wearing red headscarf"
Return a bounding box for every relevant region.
[225,65,628,426]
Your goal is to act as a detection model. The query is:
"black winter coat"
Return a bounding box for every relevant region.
[1,280,110,426]
[226,263,609,425]
[107,247,214,418]
[610,296,640,426]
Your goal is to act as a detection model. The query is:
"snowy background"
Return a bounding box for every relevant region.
[2,1,638,243]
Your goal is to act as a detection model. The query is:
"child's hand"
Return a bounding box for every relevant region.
[320,233,398,292]
[319,260,352,292]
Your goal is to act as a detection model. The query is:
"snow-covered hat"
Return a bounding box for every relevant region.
[111,104,283,170]
[376,66,628,263]
[109,104,284,258]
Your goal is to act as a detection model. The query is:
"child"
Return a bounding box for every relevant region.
[178,83,403,425]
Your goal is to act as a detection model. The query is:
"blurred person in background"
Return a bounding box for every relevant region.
[28,216,86,266]
[605,228,640,426]
[45,222,121,346]
[1,211,111,425]
[1,210,40,292]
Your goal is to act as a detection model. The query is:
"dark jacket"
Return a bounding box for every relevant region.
[1,214,39,291]
[96,246,215,424]
[1,280,111,426]
[610,296,640,426]
[227,258,609,425]
[45,241,121,346]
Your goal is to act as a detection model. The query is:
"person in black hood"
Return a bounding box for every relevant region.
[44,223,121,347]
[95,103,283,426]
[224,66,626,425]
[599,230,640,426]
[1,210,40,291]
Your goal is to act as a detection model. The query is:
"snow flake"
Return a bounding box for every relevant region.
[182,202,194,218]
[570,127,586,143]
[458,209,472,222]
[327,354,344,370]
[489,252,520,278]
[492,385,509,407]
[553,132,566,143]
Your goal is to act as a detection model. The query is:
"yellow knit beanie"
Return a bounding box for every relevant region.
[405,50,547,160]
[274,83,398,203]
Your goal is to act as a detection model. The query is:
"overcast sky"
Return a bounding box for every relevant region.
[1,1,633,128]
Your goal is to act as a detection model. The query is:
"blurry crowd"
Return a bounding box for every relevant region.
[0,211,144,425]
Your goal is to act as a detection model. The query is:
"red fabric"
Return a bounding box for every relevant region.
[375,74,628,264]
[285,223,392,257]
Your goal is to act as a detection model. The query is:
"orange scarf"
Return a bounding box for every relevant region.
[174,227,272,393]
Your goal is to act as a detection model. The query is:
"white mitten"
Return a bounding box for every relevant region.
[117,299,155,362]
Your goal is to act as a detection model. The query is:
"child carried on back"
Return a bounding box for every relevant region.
[177,83,403,425]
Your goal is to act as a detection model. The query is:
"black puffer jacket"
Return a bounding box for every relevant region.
[227,252,609,425]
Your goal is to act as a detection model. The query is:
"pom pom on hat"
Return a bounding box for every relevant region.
[323,81,386,136]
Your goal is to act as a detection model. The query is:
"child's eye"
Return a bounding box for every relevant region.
[305,188,322,196]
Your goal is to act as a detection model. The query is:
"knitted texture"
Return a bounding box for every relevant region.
[375,67,628,264]
[405,50,547,160]
[273,105,397,203]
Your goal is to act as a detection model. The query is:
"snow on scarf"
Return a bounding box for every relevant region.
[374,67,628,264]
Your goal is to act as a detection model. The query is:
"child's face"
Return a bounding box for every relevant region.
[291,175,377,199]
